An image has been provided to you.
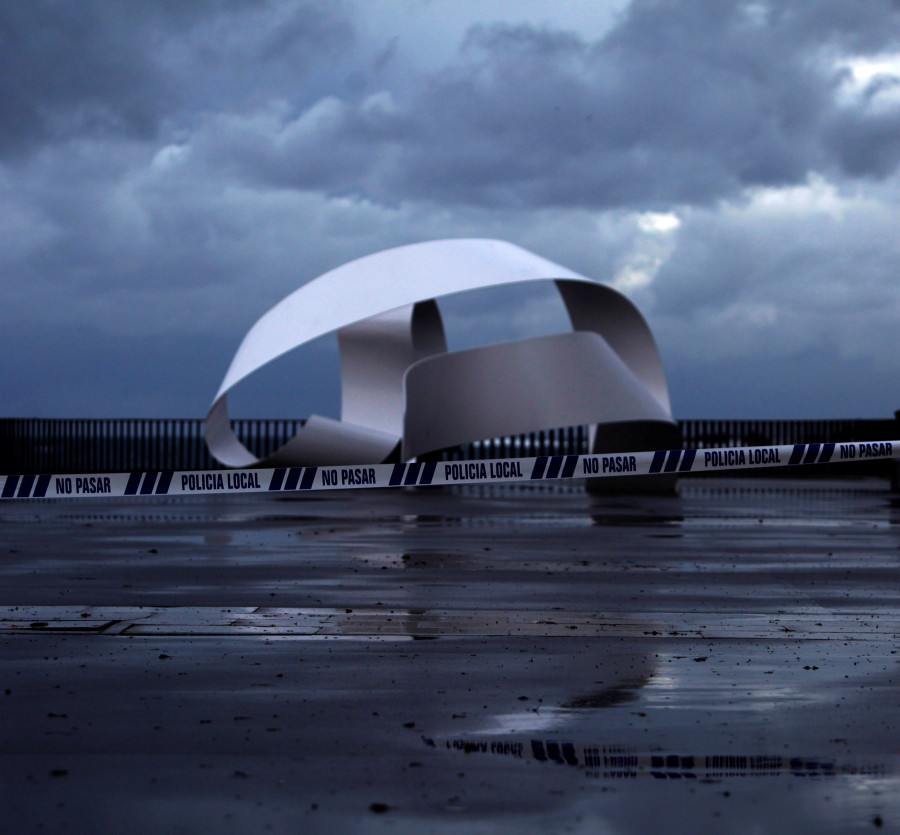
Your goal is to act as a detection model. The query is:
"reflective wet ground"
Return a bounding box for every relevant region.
[1,479,898,833]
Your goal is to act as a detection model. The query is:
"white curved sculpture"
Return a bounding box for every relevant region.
[206,239,679,467]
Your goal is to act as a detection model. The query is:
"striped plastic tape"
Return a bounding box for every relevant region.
[1,440,897,500]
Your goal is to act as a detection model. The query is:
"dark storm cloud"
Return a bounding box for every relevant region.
[395,0,900,207]
[0,0,167,151]
[220,0,900,210]
[0,0,352,155]
[828,107,900,178]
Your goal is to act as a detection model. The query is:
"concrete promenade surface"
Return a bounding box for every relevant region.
[1,478,898,834]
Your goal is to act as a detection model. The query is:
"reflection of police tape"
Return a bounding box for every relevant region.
[426,737,891,780]
[2,440,897,500]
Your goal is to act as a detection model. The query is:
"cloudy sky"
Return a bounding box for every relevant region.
[3,0,900,421]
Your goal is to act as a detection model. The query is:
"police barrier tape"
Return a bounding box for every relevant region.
[2,439,898,500]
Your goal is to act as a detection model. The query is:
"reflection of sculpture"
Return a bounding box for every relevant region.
[206,239,680,468]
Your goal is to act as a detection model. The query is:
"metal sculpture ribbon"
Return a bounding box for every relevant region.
[206,239,681,467]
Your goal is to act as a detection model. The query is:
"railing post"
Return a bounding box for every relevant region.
[892,411,900,493]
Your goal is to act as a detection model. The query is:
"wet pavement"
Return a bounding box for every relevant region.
[1,478,898,833]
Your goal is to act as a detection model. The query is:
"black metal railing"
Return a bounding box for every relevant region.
[0,418,303,475]
[679,418,899,449]
[1,416,897,479]
[444,425,590,461]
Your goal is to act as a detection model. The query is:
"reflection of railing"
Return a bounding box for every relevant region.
[1,417,898,477]
[428,737,891,780]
